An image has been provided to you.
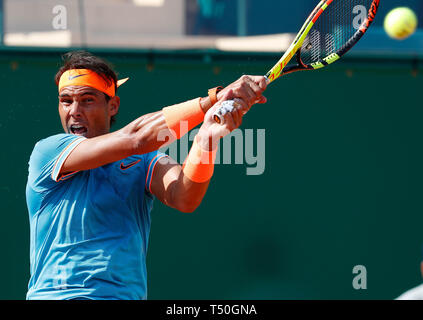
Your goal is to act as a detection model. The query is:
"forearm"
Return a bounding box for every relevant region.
[61,99,205,174]
[61,76,266,176]
[168,171,211,213]
[151,130,217,213]
[149,76,268,212]
[124,111,174,155]
[126,77,267,155]
[163,91,249,211]
[125,97,211,154]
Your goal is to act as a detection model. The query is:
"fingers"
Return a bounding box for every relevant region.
[200,76,267,144]
[233,98,249,117]
[220,107,237,132]
[235,76,262,106]
[229,103,241,128]
[242,75,267,96]
[207,90,234,125]
[238,76,267,106]
[210,99,244,129]
[256,95,267,104]
[211,100,236,125]
[220,89,235,101]
[218,75,268,107]
[209,84,254,128]
[253,75,269,91]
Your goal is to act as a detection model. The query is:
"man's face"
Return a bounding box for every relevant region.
[58,85,119,138]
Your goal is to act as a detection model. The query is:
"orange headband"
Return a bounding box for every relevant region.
[58,69,129,97]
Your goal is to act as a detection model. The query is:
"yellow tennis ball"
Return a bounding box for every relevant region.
[384,7,418,40]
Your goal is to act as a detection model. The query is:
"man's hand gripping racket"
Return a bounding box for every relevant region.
[213,0,380,124]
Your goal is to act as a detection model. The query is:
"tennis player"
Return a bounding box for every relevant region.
[25,51,267,300]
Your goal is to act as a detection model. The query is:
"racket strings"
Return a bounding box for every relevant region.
[300,0,374,66]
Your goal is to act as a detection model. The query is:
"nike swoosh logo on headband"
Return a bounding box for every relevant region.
[68,74,88,80]
[120,159,141,170]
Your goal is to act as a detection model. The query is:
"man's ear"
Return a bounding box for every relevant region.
[109,96,120,117]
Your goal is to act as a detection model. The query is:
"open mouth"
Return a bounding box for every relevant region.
[69,124,88,136]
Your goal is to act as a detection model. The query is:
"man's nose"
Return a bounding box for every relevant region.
[68,101,82,117]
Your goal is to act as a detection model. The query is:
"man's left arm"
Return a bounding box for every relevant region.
[149,156,210,213]
[150,90,250,213]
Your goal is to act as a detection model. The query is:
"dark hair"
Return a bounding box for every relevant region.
[55,51,119,126]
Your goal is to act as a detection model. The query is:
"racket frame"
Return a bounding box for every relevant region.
[213,0,380,124]
[266,0,334,83]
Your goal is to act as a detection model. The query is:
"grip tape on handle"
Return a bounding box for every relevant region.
[213,76,269,125]
[212,100,236,125]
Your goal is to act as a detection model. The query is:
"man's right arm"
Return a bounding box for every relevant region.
[60,75,268,177]
[60,110,172,175]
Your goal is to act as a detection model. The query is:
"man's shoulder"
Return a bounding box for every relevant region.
[34,133,83,149]
[29,133,86,173]
[31,133,86,159]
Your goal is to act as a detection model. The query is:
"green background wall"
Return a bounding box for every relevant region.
[1,48,422,300]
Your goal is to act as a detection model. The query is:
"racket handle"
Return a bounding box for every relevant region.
[212,95,265,125]
[213,76,270,124]
[213,100,236,125]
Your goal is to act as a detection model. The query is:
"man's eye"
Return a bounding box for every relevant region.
[61,100,72,105]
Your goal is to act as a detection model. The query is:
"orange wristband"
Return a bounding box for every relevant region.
[162,98,205,139]
[182,136,217,183]
[208,86,223,105]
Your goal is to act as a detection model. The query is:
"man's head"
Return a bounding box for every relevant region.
[55,51,121,138]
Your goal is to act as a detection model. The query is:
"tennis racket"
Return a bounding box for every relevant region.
[213,0,380,124]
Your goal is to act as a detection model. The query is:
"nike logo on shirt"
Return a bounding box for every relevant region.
[120,159,141,170]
